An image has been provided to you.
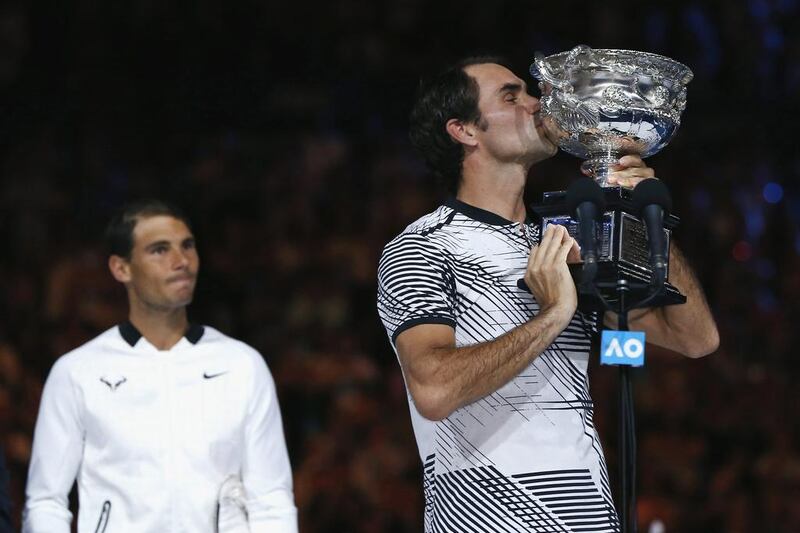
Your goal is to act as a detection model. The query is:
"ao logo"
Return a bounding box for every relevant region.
[605,337,643,358]
[600,331,646,367]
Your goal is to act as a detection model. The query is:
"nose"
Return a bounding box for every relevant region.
[173,248,191,270]
[523,93,541,114]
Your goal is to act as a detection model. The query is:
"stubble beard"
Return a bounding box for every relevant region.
[132,284,195,314]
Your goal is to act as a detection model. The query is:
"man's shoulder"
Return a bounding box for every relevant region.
[404,203,456,234]
[196,326,268,368]
[58,326,127,364]
[46,326,126,382]
[197,325,250,351]
[391,203,457,239]
[382,203,457,251]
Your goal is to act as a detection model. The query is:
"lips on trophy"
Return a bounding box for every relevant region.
[528,45,693,310]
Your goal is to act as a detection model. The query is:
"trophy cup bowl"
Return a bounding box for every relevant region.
[528,45,693,311]
[530,45,693,187]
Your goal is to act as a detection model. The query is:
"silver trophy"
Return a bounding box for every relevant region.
[528,45,693,310]
[531,45,692,187]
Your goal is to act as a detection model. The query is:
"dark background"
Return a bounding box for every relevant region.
[1,1,799,531]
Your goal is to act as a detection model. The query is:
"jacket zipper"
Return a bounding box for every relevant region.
[94,500,111,533]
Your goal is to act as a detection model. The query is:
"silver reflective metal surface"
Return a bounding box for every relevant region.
[530,45,693,187]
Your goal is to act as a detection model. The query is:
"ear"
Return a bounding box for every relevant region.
[445,118,479,148]
[108,255,132,284]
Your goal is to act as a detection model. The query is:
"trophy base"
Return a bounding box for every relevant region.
[531,186,687,313]
[568,263,686,312]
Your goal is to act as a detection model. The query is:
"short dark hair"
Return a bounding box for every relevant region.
[105,199,191,259]
[409,55,507,193]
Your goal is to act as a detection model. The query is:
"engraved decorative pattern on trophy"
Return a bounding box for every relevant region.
[530,45,693,187]
[600,86,632,115]
[541,90,599,133]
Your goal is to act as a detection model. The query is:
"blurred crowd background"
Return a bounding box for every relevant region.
[1,1,799,531]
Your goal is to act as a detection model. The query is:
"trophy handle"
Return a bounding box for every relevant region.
[564,44,592,67]
[531,45,594,92]
[531,53,569,91]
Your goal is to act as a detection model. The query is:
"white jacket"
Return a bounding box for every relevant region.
[23,323,298,533]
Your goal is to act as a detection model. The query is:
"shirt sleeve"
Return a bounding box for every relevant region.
[377,232,457,344]
[241,352,298,533]
[23,357,84,533]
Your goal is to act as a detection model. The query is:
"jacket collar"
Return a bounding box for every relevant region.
[119,321,205,348]
[445,197,529,226]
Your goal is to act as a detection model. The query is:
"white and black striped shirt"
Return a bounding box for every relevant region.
[378,198,619,533]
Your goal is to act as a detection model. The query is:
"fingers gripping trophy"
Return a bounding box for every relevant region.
[529,45,693,310]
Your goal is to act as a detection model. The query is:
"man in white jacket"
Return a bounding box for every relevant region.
[23,200,298,533]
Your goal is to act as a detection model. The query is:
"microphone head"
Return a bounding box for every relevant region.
[565,177,606,219]
[632,178,673,216]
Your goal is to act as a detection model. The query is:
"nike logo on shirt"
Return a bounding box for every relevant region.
[203,371,228,380]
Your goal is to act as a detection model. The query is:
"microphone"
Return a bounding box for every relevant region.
[631,179,672,286]
[565,178,606,286]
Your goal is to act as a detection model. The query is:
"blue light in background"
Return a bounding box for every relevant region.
[756,258,776,280]
[763,182,784,203]
[644,10,668,51]
[749,0,771,21]
[691,187,711,213]
[684,6,721,75]
[763,26,784,50]
[737,189,766,239]
[757,288,778,312]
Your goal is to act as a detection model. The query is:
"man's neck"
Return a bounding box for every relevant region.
[458,159,528,223]
[128,303,189,351]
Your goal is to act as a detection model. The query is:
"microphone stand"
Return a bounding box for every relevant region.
[588,272,666,533]
[615,279,635,533]
[536,177,677,533]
